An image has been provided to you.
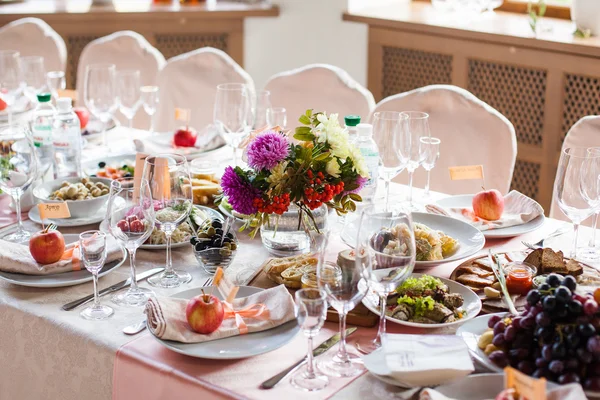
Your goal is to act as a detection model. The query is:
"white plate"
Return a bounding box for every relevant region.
[436,195,546,239]
[341,212,486,268]
[0,234,126,288]
[361,273,482,329]
[435,373,557,399]
[82,118,117,136]
[148,286,299,359]
[82,153,136,177]
[137,125,225,158]
[29,202,108,227]
[218,203,248,222]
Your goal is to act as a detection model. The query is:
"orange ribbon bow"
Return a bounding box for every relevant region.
[59,243,81,271]
[223,302,270,335]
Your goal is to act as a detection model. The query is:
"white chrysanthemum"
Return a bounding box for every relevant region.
[349,144,370,178]
[314,113,351,159]
[326,159,341,178]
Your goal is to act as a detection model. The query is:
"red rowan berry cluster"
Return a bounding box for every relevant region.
[253,193,291,215]
[303,170,345,210]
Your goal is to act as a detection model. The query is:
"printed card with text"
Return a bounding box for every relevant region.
[448,165,485,182]
[132,152,149,201]
[38,202,71,220]
[504,367,546,400]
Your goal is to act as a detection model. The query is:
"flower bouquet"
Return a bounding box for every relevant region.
[220,110,369,237]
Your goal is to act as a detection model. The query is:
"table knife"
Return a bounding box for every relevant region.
[61,267,164,311]
[260,327,357,389]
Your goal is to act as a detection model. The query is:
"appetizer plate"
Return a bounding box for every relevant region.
[361,273,482,329]
[82,153,136,177]
[218,203,249,222]
[29,202,108,227]
[0,234,126,288]
[341,212,485,268]
[436,195,545,239]
[148,286,299,360]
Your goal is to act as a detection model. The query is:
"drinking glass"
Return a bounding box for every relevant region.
[269,107,287,129]
[554,147,598,259]
[214,83,252,166]
[116,70,141,130]
[0,50,22,127]
[355,203,416,352]
[84,63,118,147]
[401,111,430,209]
[21,56,46,95]
[107,178,155,306]
[579,147,600,260]
[0,123,38,242]
[291,288,329,392]
[140,85,159,135]
[253,90,272,129]
[47,71,66,102]
[79,230,114,320]
[420,136,441,199]
[142,154,193,288]
[372,111,409,208]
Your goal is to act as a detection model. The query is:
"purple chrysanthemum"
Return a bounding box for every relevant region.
[221,166,262,215]
[344,176,368,196]
[246,131,290,170]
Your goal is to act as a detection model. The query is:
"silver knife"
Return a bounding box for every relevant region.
[260,327,358,389]
[61,267,165,311]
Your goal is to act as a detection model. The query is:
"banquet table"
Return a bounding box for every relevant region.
[0,127,590,400]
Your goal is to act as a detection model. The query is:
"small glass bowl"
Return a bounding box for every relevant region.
[301,262,341,289]
[503,261,537,277]
[192,234,238,274]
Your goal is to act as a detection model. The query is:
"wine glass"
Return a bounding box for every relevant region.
[253,90,272,129]
[116,70,141,131]
[79,230,114,320]
[355,203,416,352]
[107,178,155,306]
[420,136,441,199]
[0,123,38,242]
[269,107,287,129]
[84,63,118,147]
[21,56,46,96]
[214,83,252,167]
[579,147,600,260]
[401,112,430,209]
[0,50,22,127]
[372,111,409,208]
[142,154,193,288]
[291,288,329,392]
[47,71,66,102]
[140,85,159,135]
[554,147,597,259]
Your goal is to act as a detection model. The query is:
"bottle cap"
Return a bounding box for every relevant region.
[357,123,373,137]
[37,93,52,103]
[56,97,72,112]
[344,115,361,127]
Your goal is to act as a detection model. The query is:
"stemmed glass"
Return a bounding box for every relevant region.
[214,83,252,167]
[269,107,287,128]
[402,112,430,208]
[420,136,441,199]
[142,154,193,288]
[291,288,329,392]
[47,71,66,102]
[253,90,272,129]
[21,56,46,96]
[554,147,598,259]
[140,85,159,135]
[578,147,600,260]
[107,178,156,306]
[372,111,409,208]
[84,63,118,147]
[116,70,141,131]
[79,231,114,320]
[0,50,22,127]
[0,123,38,242]
[355,203,416,352]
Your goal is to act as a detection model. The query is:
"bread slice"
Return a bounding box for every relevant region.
[541,249,567,274]
[455,265,495,278]
[456,273,495,288]
[523,249,543,269]
[566,259,583,277]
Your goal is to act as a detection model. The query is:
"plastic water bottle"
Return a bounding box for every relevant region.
[31,93,55,180]
[52,98,82,179]
[355,123,379,201]
[344,115,361,143]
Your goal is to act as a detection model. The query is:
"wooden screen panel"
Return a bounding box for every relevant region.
[154,33,228,60]
[510,159,541,200]
[66,35,100,89]
[467,59,547,147]
[561,74,600,146]
[381,46,452,97]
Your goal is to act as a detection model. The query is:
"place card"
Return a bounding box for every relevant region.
[504,367,546,399]
[175,108,190,122]
[38,202,71,220]
[132,152,149,201]
[448,165,484,182]
[214,267,239,303]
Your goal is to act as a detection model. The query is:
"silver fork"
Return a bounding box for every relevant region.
[522,225,571,250]
[204,277,214,287]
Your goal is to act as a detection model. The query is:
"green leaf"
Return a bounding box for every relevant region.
[314,152,330,161]
[348,201,357,212]
[305,109,313,118]
[293,127,315,142]
[298,115,311,125]
[348,193,362,202]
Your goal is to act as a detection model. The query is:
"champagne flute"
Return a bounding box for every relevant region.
[214,83,252,167]
[21,56,46,96]
[269,107,287,129]
[142,153,193,288]
[79,231,114,320]
[420,136,441,199]
[372,111,409,209]
[84,63,118,147]
[47,71,66,102]
[0,50,22,127]
[291,289,329,392]
[140,85,159,135]
[402,112,430,209]
[116,70,141,131]
[107,178,155,306]
[253,90,272,129]
[355,203,416,353]
[579,147,600,260]
[554,147,597,259]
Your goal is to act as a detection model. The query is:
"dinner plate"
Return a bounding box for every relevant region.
[29,202,108,227]
[148,286,300,359]
[82,118,117,137]
[82,153,136,177]
[135,125,225,159]
[434,373,557,398]
[436,195,546,239]
[361,273,482,329]
[341,212,486,268]
[0,234,126,288]
[218,203,248,222]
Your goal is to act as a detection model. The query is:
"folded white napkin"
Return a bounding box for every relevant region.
[145,285,296,343]
[0,236,123,275]
[426,191,544,231]
[419,382,587,400]
[134,124,224,159]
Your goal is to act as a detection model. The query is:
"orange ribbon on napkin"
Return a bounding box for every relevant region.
[460,209,494,229]
[59,244,81,271]
[223,302,270,335]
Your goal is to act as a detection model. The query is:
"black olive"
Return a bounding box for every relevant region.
[98,161,106,168]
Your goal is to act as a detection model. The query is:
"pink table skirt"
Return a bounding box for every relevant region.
[0,194,24,229]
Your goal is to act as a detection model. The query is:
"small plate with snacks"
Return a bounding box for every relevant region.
[32,177,112,218]
[83,154,136,180]
[29,203,107,227]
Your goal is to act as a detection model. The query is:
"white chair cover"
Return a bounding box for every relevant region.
[76,31,165,129]
[0,18,66,73]
[264,64,375,124]
[371,85,517,196]
[154,47,255,133]
[550,115,600,224]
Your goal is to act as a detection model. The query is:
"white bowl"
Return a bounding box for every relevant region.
[32,177,112,218]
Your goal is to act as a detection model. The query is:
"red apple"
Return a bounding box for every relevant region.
[0,98,6,112]
[186,292,224,334]
[29,228,65,264]
[472,189,504,221]
[173,127,197,148]
[73,107,90,130]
